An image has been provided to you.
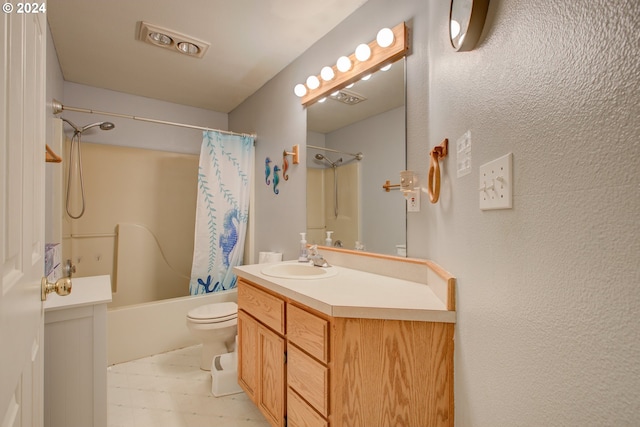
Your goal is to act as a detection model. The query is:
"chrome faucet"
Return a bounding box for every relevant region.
[308,245,330,267]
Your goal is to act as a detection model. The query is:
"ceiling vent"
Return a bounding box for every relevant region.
[137,21,210,58]
[330,89,367,105]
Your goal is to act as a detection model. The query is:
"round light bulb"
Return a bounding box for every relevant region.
[380,63,392,71]
[320,66,335,81]
[376,28,395,48]
[306,75,320,90]
[336,56,352,72]
[318,97,327,103]
[355,43,371,61]
[345,83,354,89]
[361,74,372,81]
[294,83,307,97]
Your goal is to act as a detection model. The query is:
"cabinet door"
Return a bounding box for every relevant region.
[238,310,259,402]
[258,324,286,427]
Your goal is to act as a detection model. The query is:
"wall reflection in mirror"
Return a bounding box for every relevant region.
[306,58,406,256]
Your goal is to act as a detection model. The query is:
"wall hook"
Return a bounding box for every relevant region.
[282,144,299,181]
[428,138,448,203]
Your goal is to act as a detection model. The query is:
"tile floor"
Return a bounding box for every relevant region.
[108,345,271,427]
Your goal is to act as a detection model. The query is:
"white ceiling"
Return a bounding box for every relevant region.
[47,0,369,113]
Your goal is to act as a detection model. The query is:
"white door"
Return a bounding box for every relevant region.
[1,7,47,427]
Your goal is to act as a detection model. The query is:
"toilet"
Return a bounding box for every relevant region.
[186,302,238,370]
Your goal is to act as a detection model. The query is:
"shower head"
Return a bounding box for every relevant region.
[314,153,325,161]
[81,121,115,132]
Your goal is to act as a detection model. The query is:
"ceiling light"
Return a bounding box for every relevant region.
[148,32,173,46]
[376,27,395,48]
[320,66,335,81]
[355,43,371,61]
[330,89,367,105]
[137,21,210,58]
[177,42,200,56]
[336,56,352,72]
[294,84,307,97]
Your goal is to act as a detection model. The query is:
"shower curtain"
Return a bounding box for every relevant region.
[189,130,254,295]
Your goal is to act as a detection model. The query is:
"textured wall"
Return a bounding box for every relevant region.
[232,0,640,424]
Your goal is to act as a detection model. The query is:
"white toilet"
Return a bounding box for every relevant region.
[186,302,238,370]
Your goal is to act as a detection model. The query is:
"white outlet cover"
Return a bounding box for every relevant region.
[407,190,420,212]
[479,153,513,210]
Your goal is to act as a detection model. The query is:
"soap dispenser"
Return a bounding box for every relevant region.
[298,233,308,262]
[325,231,334,247]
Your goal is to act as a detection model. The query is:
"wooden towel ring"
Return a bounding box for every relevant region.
[428,139,448,203]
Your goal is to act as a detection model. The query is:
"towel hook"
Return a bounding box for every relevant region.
[282,144,299,181]
[428,138,448,203]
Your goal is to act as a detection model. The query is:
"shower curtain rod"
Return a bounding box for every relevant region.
[51,99,257,139]
[307,144,363,159]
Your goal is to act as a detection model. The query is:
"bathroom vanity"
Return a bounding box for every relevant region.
[233,248,456,427]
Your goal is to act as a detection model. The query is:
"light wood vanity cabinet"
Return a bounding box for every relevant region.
[237,278,454,427]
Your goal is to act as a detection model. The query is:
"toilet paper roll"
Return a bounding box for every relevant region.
[259,251,283,263]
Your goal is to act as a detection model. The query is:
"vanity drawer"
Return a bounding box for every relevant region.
[287,304,329,363]
[288,344,329,416]
[287,387,328,427]
[238,280,285,335]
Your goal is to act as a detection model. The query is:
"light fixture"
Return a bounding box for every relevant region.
[320,66,335,81]
[360,74,372,81]
[380,63,393,71]
[336,56,352,72]
[330,89,367,105]
[148,32,172,46]
[137,21,210,58]
[306,75,320,90]
[355,43,371,61]
[294,21,408,106]
[318,97,327,103]
[376,27,395,48]
[177,42,200,56]
[294,84,307,97]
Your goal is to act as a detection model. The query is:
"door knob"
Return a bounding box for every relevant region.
[41,277,72,301]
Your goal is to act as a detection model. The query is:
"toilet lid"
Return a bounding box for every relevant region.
[187,302,237,321]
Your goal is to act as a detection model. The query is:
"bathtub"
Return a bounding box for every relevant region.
[107,288,237,365]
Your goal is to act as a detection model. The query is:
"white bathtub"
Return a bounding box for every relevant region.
[107,289,237,365]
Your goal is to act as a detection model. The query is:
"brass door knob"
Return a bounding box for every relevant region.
[41,277,72,301]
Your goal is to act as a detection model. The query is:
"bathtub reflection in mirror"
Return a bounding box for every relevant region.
[306,58,406,256]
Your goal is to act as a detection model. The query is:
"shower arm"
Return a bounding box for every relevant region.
[307,145,363,160]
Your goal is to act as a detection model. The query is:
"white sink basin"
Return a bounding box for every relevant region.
[261,262,338,280]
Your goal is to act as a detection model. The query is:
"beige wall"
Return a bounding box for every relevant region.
[62,142,199,307]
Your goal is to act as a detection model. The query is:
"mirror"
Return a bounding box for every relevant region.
[450,0,490,51]
[306,58,406,256]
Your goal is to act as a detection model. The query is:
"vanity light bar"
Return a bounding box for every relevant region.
[295,22,408,107]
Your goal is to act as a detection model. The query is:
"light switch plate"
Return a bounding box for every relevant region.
[479,153,513,210]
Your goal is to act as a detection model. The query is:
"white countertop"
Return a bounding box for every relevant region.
[234,261,456,323]
[44,275,112,311]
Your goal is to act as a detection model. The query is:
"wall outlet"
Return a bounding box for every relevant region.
[479,153,513,210]
[456,130,472,178]
[407,190,420,212]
